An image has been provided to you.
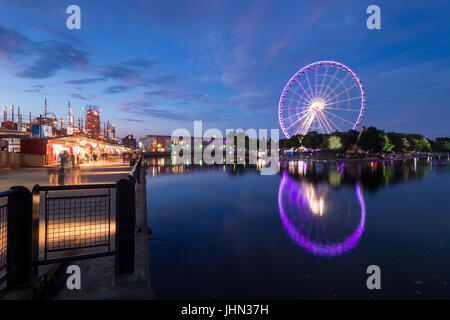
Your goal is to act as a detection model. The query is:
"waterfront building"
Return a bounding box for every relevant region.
[85,106,101,139]
[20,136,127,165]
[122,134,137,150]
[139,135,172,152]
[139,135,219,153]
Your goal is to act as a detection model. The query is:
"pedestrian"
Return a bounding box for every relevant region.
[60,152,67,170]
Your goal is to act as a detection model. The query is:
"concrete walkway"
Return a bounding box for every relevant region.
[49,166,154,300]
[0,159,132,191]
[1,159,154,300]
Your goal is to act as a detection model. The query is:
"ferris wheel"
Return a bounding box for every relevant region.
[278,61,366,139]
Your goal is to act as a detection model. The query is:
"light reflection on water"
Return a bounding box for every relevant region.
[146,156,450,299]
[278,172,365,257]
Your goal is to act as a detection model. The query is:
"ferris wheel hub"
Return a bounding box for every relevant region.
[309,98,325,112]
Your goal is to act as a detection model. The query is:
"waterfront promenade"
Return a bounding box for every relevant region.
[49,165,154,300]
[0,158,154,300]
[0,158,132,191]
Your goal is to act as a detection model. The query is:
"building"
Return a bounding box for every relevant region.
[139,134,218,153]
[122,134,137,149]
[139,135,173,152]
[20,136,127,165]
[85,106,100,139]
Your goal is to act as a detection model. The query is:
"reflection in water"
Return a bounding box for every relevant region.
[146,155,450,299]
[278,172,366,257]
[280,157,436,192]
[48,167,83,185]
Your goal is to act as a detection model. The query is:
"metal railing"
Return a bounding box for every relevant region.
[0,190,12,284]
[0,157,143,290]
[33,184,116,264]
[128,156,143,185]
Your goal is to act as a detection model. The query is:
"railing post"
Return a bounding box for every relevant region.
[31,185,40,278]
[115,178,135,277]
[137,157,141,183]
[6,186,34,289]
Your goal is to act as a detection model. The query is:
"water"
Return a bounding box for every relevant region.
[146,157,450,299]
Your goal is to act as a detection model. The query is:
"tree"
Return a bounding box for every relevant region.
[399,137,410,153]
[417,137,432,152]
[382,135,395,153]
[434,137,450,152]
[302,131,324,149]
[359,127,391,153]
[328,136,342,150]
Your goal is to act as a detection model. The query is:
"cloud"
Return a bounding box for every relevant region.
[0,23,90,79]
[0,23,89,79]
[23,84,45,94]
[15,41,89,79]
[266,36,291,60]
[118,99,227,122]
[65,78,105,85]
[124,58,157,68]
[70,93,88,101]
[103,85,131,94]
[98,58,157,82]
[0,24,29,62]
[122,118,145,123]
[147,74,177,85]
[118,100,187,121]
[143,89,213,104]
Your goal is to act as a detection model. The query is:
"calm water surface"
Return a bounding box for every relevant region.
[146,157,450,299]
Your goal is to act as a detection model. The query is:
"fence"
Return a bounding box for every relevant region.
[33,184,116,264]
[0,152,47,168]
[0,190,11,284]
[21,153,47,167]
[0,156,142,290]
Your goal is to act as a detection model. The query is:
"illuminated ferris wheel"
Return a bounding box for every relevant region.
[278,61,366,138]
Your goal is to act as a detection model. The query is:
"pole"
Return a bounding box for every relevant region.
[6,186,34,289]
[39,114,42,138]
[115,178,135,277]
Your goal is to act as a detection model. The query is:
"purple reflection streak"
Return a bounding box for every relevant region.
[278,172,366,257]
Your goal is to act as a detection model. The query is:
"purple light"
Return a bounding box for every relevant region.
[278,60,366,138]
[278,172,366,257]
[337,162,345,177]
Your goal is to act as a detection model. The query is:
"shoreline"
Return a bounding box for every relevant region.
[279,153,450,163]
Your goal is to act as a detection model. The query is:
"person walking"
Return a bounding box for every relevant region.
[60,152,67,170]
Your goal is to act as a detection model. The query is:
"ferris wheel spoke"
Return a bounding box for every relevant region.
[317,112,333,133]
[295,78,314,102]
[286,111,311,130]
[314,67,318,96]
[282,107,309,110]
[284,109,309,121]
[324,106,361,112]
[282,98,310,106]
[304,70,315,99]
[319,111,341,132]
[323,72,350,101]
[324,83,357,103]
[320,67,340,99]
[288,87,312,104]
[318,66,330,96]
[315,113,329,134]
[324,95,361,107]
[296,112,314,136]
[322,109,354,125]
[293,111,313,135]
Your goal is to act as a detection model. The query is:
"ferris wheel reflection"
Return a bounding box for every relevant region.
[278,171,366,257]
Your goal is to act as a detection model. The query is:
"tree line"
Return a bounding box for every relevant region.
[279,127,450,153]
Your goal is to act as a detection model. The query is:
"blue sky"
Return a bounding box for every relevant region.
[0,0,449,139]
